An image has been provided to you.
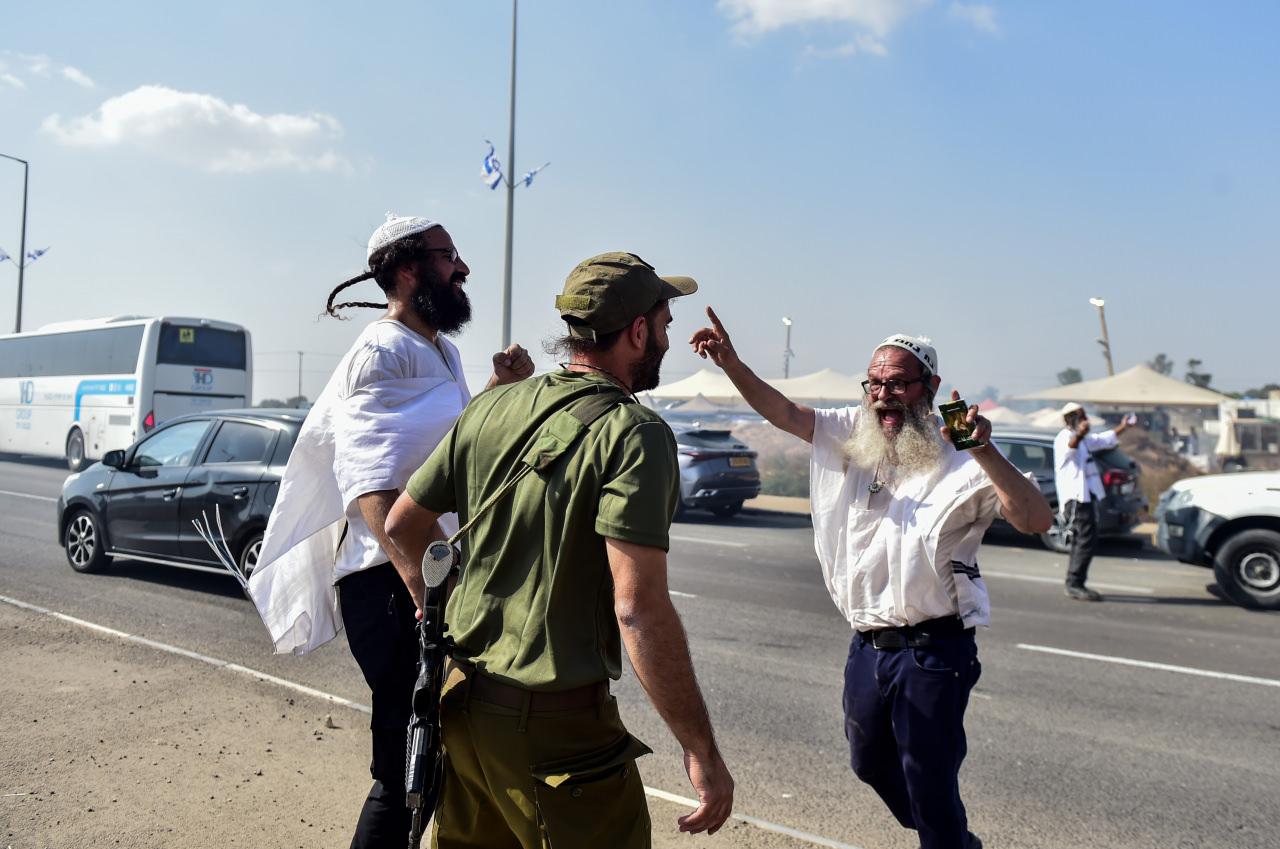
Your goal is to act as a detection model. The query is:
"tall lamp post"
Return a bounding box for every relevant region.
[1089,297,1114,376]
[1,153,29,333]
[782,316,794,378]
[499,0,519,349]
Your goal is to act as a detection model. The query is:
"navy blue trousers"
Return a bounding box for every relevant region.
[843,630,981,849]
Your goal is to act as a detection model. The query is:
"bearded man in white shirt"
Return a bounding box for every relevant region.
[690,308,1051,849]
[1052,402,1135,601]
[249,214,533,848]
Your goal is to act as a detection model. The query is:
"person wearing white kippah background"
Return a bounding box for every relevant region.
[689,308,1051,849]
[1053,402,1137,601]
[248,214,533,848]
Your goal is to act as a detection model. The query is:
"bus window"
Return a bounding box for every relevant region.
[157,324,247,370]
[0,326,144,378]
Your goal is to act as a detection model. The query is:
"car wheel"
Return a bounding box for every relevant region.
[710,501,744,519]
[64,509,112,574]
[1212,529,1280,610]
[1039,514,1071,554]
[66,429,87,472]
[238,532,264,580]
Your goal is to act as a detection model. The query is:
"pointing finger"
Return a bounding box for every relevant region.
[706,305,725,333]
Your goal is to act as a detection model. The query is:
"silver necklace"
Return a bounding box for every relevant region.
[868,459,888,494]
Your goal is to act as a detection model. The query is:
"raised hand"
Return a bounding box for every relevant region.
[688,306,740,370]
[491,344,534,385]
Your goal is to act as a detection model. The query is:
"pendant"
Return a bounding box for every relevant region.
[868,480,885,494]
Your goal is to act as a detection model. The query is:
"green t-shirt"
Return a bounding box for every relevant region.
[405,370,680,691]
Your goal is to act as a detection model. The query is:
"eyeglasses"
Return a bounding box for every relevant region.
[861,377,928,396]
[424,246,463,264]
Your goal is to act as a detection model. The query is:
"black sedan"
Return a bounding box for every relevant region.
[57,409,303,577]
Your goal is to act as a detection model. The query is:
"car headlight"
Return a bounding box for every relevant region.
[1171,489,1195,509]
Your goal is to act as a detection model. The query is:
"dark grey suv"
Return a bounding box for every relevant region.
[672,425,761,519]
[990,427,1146,551]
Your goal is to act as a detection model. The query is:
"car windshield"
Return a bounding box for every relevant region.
[675,429,742,449]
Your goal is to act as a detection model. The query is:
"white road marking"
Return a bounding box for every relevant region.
[644,787,865,849]
[668,590,698,599]
[1017,643,1280,689]
[981,569,1153,594]
[670,534,749,548]
[0,592,858,849]
[971,691,993,700]
[0,489,57,503]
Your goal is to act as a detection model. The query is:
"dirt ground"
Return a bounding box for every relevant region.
[0,602,808,849]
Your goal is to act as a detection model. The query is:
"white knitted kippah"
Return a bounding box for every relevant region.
[367,212,440,261]
[877,333,938,375]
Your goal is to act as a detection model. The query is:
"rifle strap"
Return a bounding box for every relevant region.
[445,388,629,547]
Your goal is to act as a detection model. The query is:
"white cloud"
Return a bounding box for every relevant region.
[0,51,95,89]
[41,85,350,174]
[718,0,932,39]
[61,65,96,89]
[949,2,1000,35]
[802,33,889,60]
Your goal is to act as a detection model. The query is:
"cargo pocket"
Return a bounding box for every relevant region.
[530,734,652,849]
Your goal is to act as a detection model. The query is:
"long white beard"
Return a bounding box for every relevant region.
[842,397,948,482]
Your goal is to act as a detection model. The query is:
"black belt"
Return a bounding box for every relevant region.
[858,616,973,650]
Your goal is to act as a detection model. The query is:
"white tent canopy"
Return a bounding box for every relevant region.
[651,368,866,406]
[770,368,866,404]
[981,406,1030,425]
[1016,364,1227,407]
[647,369,742,403]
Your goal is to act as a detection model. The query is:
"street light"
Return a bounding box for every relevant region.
[782,317,795,379]
[1,153,29,333]
[1089,297,1115,377]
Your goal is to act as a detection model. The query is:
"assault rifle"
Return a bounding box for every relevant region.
[406,540,457,848]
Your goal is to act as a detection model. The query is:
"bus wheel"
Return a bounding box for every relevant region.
[66,429,87,472]
[64,509,112,573]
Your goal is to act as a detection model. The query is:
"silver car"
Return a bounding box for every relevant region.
[671,425,762,519]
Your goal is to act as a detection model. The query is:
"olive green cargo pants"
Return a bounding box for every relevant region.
[431,665,653,849]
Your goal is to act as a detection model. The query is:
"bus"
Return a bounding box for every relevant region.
[0,316,253,470]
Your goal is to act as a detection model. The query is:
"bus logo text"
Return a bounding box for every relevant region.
[193,368,214,390]
[19,380,35,404]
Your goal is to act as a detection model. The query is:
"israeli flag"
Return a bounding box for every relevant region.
[520,162,550,188]
[26,247,48,262]
[0,249,10,263]
[481,141,504,190]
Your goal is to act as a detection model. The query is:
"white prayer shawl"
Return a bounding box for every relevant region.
[810,406,1001,631]
[248,333,468,655]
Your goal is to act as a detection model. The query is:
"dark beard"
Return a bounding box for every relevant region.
[628,332,666,393]
[410,264,472,335]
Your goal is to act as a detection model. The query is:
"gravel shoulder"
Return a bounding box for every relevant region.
[0,601,814,849]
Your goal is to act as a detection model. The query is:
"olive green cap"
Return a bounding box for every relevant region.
[554,252,697,340]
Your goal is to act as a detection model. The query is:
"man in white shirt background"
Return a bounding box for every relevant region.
[249,214,533,848]
[1052,402,1136,602]
[690,309,1051,849]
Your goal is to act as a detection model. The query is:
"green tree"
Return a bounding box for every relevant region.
[1057,367,1083,386]
[1185,359,1213,389]
[1147,353,1174,376]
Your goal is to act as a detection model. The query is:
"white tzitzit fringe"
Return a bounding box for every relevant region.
[191,505,249,590]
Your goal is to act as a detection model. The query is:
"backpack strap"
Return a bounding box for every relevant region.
[447,387,630,545]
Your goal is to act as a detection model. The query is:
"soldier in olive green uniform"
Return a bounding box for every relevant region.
[387,253,734,849]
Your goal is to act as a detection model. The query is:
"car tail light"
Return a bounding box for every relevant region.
[143,411,156,432]
[1102,469,1132,487]
[679,448,723,461]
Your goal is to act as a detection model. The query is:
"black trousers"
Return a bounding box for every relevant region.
[843,630,980,849]
[338,561,420,849]
[1065,499,1099,588]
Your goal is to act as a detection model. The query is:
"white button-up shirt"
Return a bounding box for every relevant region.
[809,407,1002,631]
[1052,427,1118,505]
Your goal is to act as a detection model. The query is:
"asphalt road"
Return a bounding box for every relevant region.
[2,455,1277,849]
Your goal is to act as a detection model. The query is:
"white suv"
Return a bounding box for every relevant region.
[1155,471,1280,610]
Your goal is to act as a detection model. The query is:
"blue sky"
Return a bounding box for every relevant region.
[2,1,1277,402]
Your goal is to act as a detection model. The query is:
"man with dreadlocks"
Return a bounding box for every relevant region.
[690,308,1051,849]
[245,214,533,848]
